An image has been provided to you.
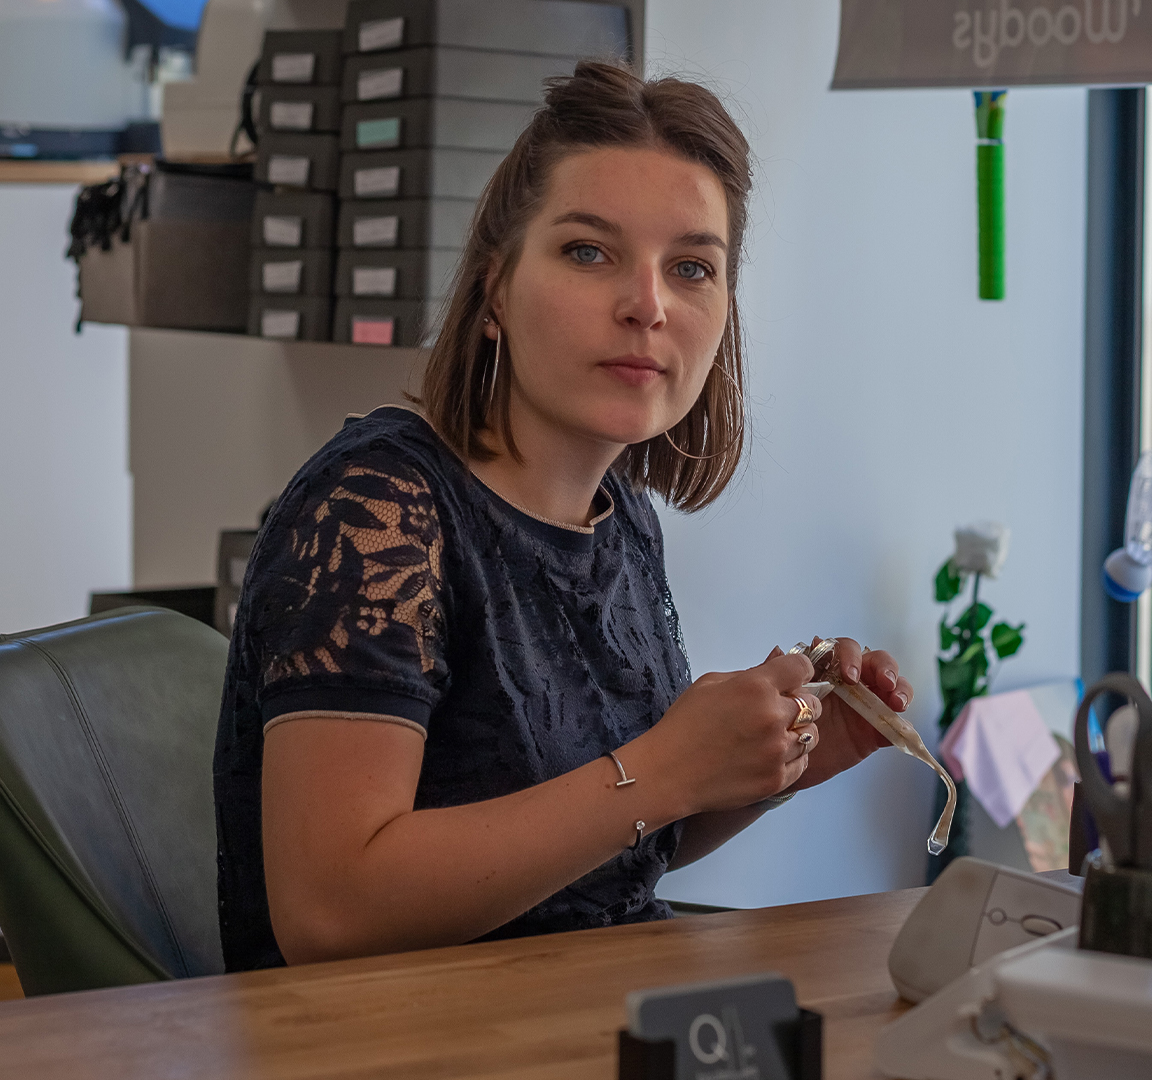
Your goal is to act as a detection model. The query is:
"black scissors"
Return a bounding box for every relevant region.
[1074,673,1152,870]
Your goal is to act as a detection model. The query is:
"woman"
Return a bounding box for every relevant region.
[214,61,914,971]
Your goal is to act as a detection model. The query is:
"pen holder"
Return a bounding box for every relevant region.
[618,1007,822,1080]
[1080,860,1152,959]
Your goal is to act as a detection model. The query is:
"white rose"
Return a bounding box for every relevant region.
[953,521,1010,579]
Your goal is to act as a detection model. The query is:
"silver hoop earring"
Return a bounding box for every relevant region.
[662,362,745,461]
[486,326,501,413]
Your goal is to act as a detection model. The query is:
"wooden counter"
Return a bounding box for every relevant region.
[0,888,921,1079]
[0,161,119,185]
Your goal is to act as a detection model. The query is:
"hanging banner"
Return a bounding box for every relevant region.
[833,0,1152,88]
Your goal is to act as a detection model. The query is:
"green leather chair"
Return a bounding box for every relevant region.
[0,607,227,994]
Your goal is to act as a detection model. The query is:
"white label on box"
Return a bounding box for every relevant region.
[268,155,311,187]
[261,310,301,339]
[357,67,404,101]
[353,266,398,297]
[353,215,399,247]
[354,166,400,197]
[358,17,404,52]
[270,101,314,131]
[271,53,315,83]
[262,260,304,293]
[263,215,303,246]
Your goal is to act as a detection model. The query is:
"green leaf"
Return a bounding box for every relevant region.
[959,639,985,665]
[939,618,958,651]
[991,621,1025,659]
[958,601,993,632]
[939,654,977,693]
[935,559,963,603]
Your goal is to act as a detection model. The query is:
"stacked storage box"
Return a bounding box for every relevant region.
[334,0,632,347]
[249,31,344,341]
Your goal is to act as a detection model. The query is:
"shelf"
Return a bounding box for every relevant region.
[127,326,429,587]
[0,160,120,185]
[115,324,428,363]
[0,153,215,186]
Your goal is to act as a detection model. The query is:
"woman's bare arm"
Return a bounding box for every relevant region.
[262,652,823,963]
[262,716,689,962]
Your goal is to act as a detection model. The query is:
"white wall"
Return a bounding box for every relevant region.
[648,1,1087,906]
[0,185,131,634]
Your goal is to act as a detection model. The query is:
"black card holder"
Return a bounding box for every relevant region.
[618,1008,823,1080]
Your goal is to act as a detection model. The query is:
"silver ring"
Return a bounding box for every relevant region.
[809,638,838,667]
[790,696,815,729]
[798,730,814,747]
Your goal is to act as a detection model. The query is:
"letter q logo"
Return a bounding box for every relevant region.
[688,1013,729,1065]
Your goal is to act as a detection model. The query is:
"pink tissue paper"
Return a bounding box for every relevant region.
[938,689,1061,829]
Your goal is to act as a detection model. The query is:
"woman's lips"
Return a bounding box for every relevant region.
[599,356,664,387]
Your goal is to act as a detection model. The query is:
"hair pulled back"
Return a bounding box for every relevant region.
[420,60,752,512]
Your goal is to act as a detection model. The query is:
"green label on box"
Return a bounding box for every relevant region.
[357,118,401,149]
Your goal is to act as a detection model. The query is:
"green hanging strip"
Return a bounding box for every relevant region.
[974,91,1006,301]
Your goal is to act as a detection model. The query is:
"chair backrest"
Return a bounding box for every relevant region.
[0,607,228,994]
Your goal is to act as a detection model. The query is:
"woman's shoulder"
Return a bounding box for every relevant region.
[330,404,459,475]
[277,405,465,514]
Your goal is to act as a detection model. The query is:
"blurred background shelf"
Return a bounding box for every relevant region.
[128,326,426,587]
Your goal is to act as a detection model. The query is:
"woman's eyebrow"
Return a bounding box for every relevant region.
[550,211,727,253]
[674,230,728,253]
[551,210,622,236]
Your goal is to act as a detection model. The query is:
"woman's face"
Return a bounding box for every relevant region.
[489,145,731,453]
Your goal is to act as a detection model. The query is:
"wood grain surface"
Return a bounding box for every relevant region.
[0,161,120,185]
[0,888,922,1079]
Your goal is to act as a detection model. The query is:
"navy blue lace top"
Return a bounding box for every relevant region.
[213,405,693,971]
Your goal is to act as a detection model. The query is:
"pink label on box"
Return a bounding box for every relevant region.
[352,316,394,346]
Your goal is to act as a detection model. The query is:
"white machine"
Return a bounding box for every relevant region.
[876,928,1152,1080]
[887,858,1083,1004]
[876,857,1152,1079]
[161,0,348,157]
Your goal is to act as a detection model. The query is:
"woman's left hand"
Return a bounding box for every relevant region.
[774,637,914,791]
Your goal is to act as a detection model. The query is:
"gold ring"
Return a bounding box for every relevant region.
[798,730,814,747]
[790,696,815,729]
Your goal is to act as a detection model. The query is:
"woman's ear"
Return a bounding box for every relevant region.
[483,261,504,340]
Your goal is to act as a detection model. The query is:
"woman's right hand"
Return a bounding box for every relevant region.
[635,650,822,818]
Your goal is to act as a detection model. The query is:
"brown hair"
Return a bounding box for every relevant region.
[420,60,752,512]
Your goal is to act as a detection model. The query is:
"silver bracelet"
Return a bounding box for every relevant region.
[761,791,796,809]
[603,751,645,850]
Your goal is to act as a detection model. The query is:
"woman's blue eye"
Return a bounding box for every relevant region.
[676,261,707,280]
[572,245,601,264]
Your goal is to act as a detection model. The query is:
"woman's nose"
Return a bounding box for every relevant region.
[615,264,667,330]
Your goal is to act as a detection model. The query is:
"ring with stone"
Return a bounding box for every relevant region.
[790,696,815,729]
[797,730,815,747]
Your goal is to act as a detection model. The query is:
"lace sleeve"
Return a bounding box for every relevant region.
[249,460,449,729]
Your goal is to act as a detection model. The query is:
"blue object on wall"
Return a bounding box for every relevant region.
[133,0,208,31]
